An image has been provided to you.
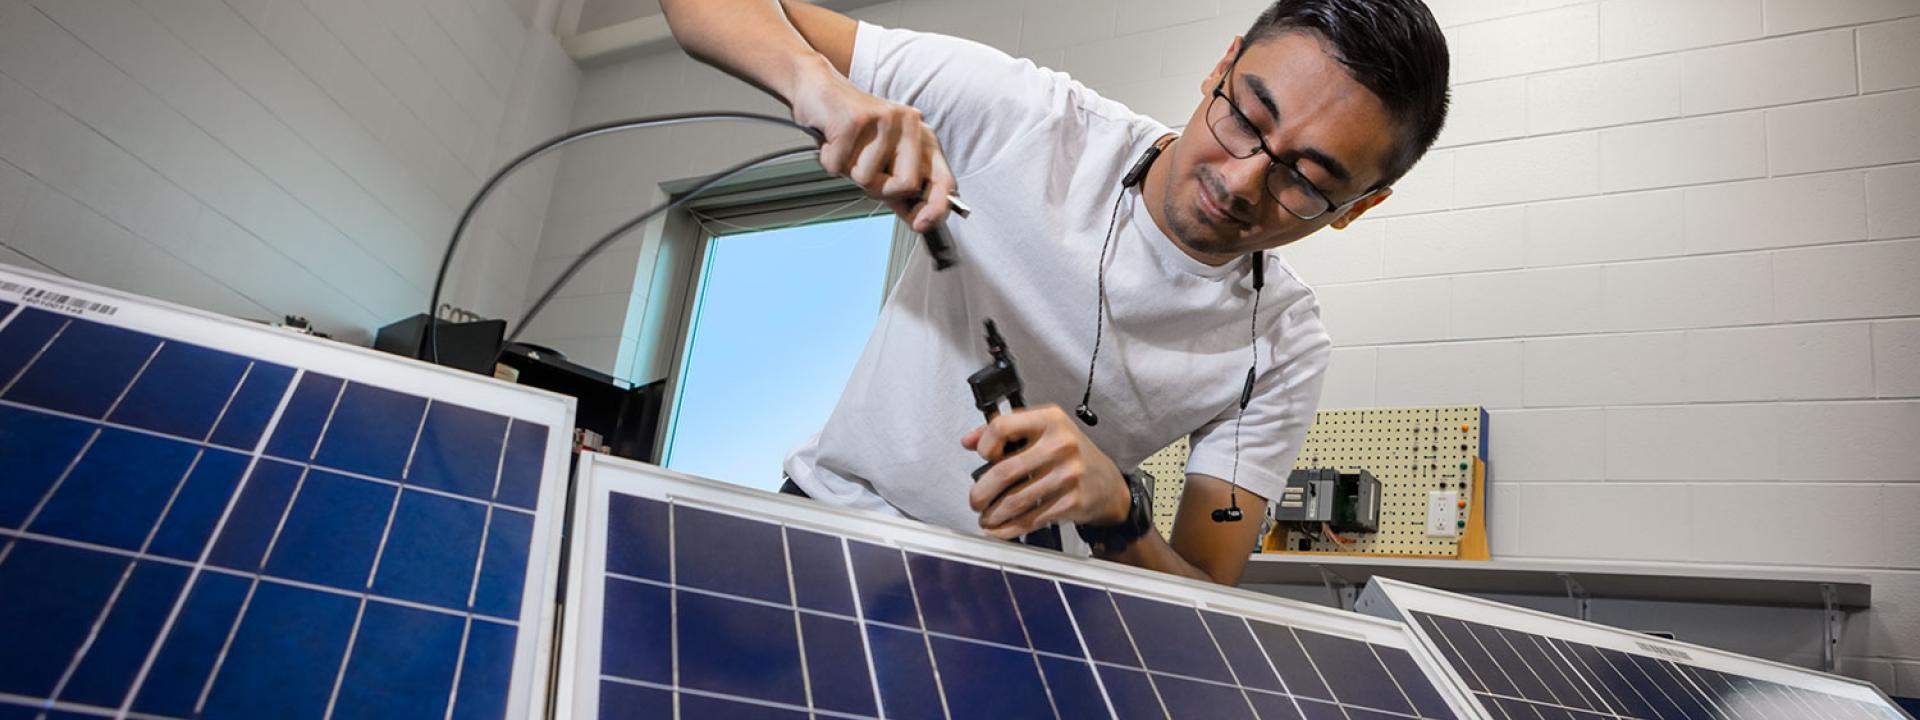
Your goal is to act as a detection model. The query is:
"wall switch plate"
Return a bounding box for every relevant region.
[1426,491,1459,538]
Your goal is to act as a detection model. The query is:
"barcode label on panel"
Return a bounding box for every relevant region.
[1634,641,1694,662]
[0,281,120,317]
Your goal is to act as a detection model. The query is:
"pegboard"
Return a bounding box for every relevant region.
[1136,406,1489,559]
[1140,437,1191,538]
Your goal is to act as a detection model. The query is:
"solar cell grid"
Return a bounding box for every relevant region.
[1365,578,1910,720]
[1114,593,1233,683]
[1204,610,1287,694]
[567,455,1470,720]
[1292,627,1418,716]
[1379,646,1466,720]
[1508,632,1595,712]
[0,272,568,720]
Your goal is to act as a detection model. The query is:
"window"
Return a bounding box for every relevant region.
[645,164,911,492]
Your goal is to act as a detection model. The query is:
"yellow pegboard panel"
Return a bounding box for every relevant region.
[1133,406,1488,558]
[1140,437,1190,539]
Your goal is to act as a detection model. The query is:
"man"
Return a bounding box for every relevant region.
[660,0,1448,585]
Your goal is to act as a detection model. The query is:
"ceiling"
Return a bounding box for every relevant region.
[577,0,664,34]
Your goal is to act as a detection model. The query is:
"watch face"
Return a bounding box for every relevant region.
[1125,481,1154,535]
[1126,471,1151,503]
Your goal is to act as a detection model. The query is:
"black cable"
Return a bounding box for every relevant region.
[427,112,823,364]
[506,144,819,349]
[1227,269,1263,512]
[1075,185,1130,427]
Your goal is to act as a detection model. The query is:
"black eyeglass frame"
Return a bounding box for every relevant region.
[1206,54,1382,222]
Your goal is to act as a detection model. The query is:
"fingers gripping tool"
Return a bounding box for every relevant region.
[966,319,1062,551]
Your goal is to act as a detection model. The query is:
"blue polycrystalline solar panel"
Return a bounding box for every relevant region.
[0,268,573,719]
[560,454,1473,720]
[1359,578,1915,720]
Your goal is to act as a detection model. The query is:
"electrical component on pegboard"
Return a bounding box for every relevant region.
[1335,469,1381,533]
[1272,468,1380,550]
[1270,406,1489,559]
[1423,491,1460,538]
[1137,405,1490,559]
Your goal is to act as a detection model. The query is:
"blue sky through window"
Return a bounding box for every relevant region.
[664,213,894,491]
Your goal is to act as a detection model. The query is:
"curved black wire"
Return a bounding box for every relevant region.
[507,144,819,347]
[427,112,823,363]
[1227,270,1263,512]
[1077,183,1131,424]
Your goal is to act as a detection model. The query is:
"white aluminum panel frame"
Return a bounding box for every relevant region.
[1359,576,1911,718]
[0,264,577,720]
[559,451,1482,720]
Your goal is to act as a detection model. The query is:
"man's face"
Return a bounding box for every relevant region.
[1155,31,1399,264]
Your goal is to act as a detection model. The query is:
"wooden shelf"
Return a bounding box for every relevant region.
[1240,554,1872,610]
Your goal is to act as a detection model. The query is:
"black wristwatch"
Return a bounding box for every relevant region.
[1077,469,1155,554]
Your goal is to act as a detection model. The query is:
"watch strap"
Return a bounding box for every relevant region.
[1076,469,1155,553]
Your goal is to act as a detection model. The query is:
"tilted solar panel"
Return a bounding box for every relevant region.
[1358,577,1913,720]
[0,267,574,719]
[559,452,1474,720]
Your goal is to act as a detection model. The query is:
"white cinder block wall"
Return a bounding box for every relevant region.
[0,0,581,343]
[542,0,1920,692]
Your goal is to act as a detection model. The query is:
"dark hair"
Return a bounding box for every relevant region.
[1244,0,1450,188]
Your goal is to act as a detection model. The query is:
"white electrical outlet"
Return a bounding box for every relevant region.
[1426,491,1459,538]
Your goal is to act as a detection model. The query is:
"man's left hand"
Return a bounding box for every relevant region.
[962,404,1130,540]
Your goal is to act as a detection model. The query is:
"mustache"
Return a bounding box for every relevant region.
[1194,166,1255,226]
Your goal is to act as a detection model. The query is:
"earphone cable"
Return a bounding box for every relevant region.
[1078,185,1129,422]
[1228,268,1264,509]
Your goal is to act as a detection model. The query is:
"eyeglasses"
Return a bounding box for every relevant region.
[1205,63,1374,221]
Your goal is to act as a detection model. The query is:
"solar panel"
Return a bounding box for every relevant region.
[1358,577,1914,720]
[0,267,574,719]
[558,452,1474,720]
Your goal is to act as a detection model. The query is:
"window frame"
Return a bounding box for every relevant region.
[634,158,912,467]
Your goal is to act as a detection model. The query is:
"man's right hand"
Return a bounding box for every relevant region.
[661,0,957,232]
[790,67,957,234]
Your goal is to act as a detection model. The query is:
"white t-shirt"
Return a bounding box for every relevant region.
[783,21,1332,552]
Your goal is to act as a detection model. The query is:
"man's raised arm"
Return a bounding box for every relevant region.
[658,0,954,231]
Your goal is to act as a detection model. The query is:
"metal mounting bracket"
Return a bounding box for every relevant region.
[1821,583,1841,673]
[1315,565,1356,611]
[1558,573,1591,622]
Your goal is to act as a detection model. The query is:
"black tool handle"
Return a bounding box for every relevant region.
[968,319,1026,480]
[966,320,1061,550]
[923,225,959,270]
[920,194,970,271]
[970,424,1027,481]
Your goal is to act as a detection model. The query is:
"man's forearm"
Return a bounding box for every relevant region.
[1097,473,1264,586]
[659,0,955,230]
[659,0,841,101]
[1097,528,1220,584]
